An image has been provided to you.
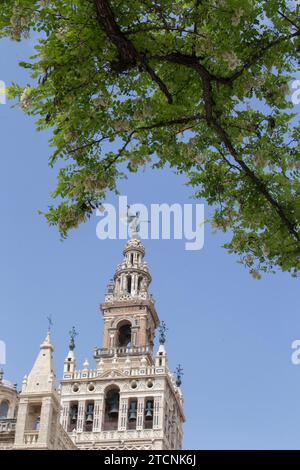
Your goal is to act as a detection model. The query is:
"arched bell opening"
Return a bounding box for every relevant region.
[116,320,132,348]
[25,404,41,432]
[0,400,9,419]
[144,398,154,429]
[127,398,138,430]
[84,401,95,432]
[126,275,132,294]
[103,386,120,431]
[68,402,78,432]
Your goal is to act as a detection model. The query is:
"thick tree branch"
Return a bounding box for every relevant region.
[93,0,173,103]
[195,70,300,242]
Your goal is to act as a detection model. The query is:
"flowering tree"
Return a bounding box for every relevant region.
[1,0,300,276]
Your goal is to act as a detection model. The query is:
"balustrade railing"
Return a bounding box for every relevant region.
[24,431,39,445]
[94,345,151,358]
[0,419,16,433]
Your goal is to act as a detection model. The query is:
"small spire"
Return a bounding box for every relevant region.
[25,332,56,393]
[41,331,54,352]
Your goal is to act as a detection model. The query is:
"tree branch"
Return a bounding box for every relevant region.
[226,30,300,83]
[93,0,173,103]
[93,0,300,243]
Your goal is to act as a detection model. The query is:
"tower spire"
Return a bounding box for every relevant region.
[24,331,55,394]
[105,238,152,303]
[63,327,78,376]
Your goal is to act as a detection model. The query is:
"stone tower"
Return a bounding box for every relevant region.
[60,238,185,450]
[13,333,75,450]
[0,370,18,450]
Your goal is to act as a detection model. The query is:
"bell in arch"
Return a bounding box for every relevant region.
[70,406,78,422]
[86,404,94,423]
[145,400,154,420]
[108,395,119,417]
[128,401,137,421]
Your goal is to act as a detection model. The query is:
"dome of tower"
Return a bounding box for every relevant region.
[123,238,145,256]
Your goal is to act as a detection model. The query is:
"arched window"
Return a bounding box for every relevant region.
[127,275,132,294]
[117,321,132,347]
[103,386,120,431]
[0,400,9,419]
[68,403,78,432]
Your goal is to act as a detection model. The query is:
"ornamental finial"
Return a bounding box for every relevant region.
[69,326,78,351]
[175,364,184,387]
[158,321,168,344]
[46,314,53,334]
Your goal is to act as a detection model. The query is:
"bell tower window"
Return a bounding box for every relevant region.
[84,402,94,432]
[103,387,120,431]
[126,275,132,294]
[127,399,138,430]
[144,398,154,429]
[68,403,78,432]
[117,321,132,347]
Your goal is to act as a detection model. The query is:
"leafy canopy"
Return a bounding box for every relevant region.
[1,0,300,277]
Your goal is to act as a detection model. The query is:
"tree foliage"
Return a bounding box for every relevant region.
[1,0,300,276]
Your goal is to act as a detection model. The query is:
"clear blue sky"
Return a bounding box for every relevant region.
[0,38,300,450]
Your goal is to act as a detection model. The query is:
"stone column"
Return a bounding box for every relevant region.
[138,316,147,346]
[61,401,70,431]
[76,400,86,432]
[118,397,128,431]
[93,398,104,432]
[14,397,29,447]
[38,396,53,447]
[132,273,138,296]
[136,397,144,430]
[103,320,110,349]
[153,396,162,430]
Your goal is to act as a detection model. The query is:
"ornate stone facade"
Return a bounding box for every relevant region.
[0,371,18,450]
[0,239,184,450]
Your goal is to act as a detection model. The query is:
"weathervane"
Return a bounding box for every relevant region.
[175,364,184,387]
[69,326,78,351]
[158,321,168,345]
[47,315,53,334]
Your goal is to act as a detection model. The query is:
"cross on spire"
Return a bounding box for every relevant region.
[46,315,53,334]
[175,364,184,387]
[69,326,78,351]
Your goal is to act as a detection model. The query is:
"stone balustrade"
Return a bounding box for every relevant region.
[94,345,151,358]
[0,419,16,433]
[23,431,39,446]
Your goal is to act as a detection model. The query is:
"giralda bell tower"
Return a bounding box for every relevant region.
[60,238,185,450]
